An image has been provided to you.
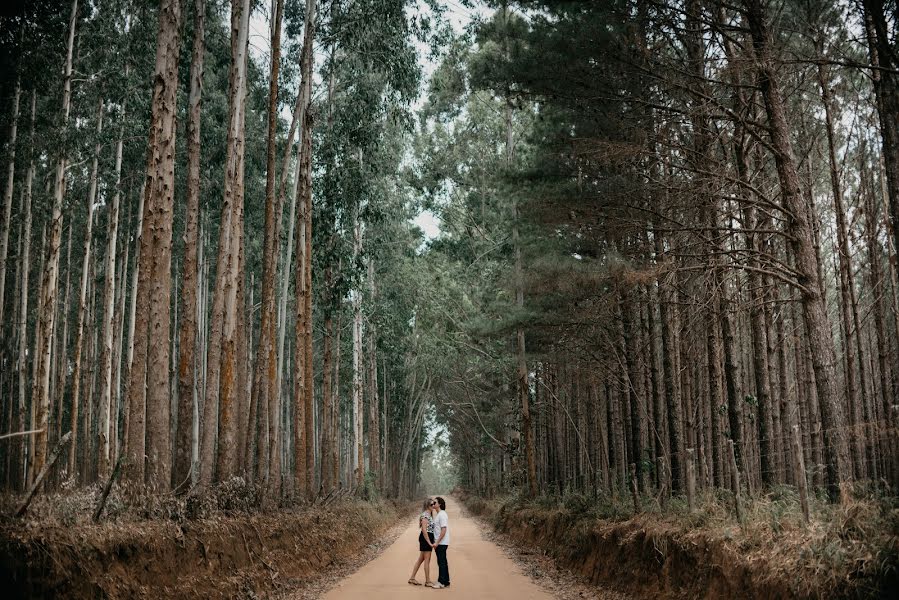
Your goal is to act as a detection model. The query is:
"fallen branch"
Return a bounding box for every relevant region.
[0,428,44,441]
[93,454,124,522]
[317,486,338,506]
[15,431,72,518]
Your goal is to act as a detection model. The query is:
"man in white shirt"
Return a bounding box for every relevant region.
[432,497,450,589]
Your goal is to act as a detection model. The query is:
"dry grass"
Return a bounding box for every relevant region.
[1,495,410,599]
[465,484,898,598]
[1,476,313,527]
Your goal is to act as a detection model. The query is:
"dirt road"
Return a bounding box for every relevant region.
[320,497,554,599]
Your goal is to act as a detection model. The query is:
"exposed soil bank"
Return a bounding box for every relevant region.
[461,494,897,599]
[0,499,404,599]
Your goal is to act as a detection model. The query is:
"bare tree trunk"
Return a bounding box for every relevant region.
[502,89,537,498]
[174,0,206,491]
[718,14,749,480]
[99,92,126,481]
[862,153,897,480]
[28,224,47,486]
[122,185,144,461]
[293,120,310,496]
[53,234,70,468]
[321,282,334,492]
[34,0,78,481]
[331,301,342,488]
[816,52,867,479]
[275,73,303,494]
[200,0,250,487]
[13,92,36,491]
[746,0,850,500]
[367,258,380,489]
[744,201,774,485]
[73,96,105,478]
[0,79,21,336]
[352,214,364,488]
[656,227,683,492]
[222,67,249,483]
[125,0,184,489]
[83,258,99,482]
[253,0,284,501]
[291,0,318,500]
[621,289,646,491]
[863,1,899,260]
[111,212,129,469]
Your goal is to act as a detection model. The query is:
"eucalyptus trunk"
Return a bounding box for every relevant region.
[292,0,318,500]
[174,0,206,491]
[199,0,250,486]
[253,0,284,499]
[0,79,21,336]
[125,0,185,488]
[33,0,78,481]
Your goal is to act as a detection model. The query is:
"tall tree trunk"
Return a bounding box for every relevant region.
[862,147,897,479]
[122,186,144,462]
[745,0,849,501]
[13,91,36,491]
[34,0,78,481]
[621,289,646,491]
[199,0,250,486]
[743,201,774,485]
[291,0,318,500]
[367,258,380,490]
[28,224,47,486]
[863,1,899,260]
[111,210,130,469]
[253,0,284,500]
[99,92,125,481]
[321,277,334,493]
[174,0,206,491]
[76,97,105,477]
[504,92,537,498]
[816,50,867,480]
[0,79,21,337]
[655,227,683,491]
[125,0,184,489]
[352,214,364,488]
[718,10,749,478]
[331,300,342,488]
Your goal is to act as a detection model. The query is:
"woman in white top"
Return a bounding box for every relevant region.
[408,498,438,586]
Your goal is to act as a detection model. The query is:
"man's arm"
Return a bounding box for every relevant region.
[436,526,447,545]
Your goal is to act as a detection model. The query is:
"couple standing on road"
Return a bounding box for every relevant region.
[408,496,450,589]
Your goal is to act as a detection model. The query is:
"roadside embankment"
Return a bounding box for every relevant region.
[0,489,406,599]
[460,490,898,599]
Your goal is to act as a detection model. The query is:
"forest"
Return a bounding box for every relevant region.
[0,0,897,598]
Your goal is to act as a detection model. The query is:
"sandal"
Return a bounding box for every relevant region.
[408,579,422,586]
[424,582,434,588]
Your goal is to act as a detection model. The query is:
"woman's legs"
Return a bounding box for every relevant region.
[423,551,432,583]
[410,553,425,580]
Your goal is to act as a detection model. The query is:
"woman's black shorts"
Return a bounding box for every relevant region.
[418,532,435,552]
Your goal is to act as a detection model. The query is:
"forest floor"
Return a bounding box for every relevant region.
[297,495,629,599]
[3,484,895,598]
[461,489,899,599]
[0,480,410,599]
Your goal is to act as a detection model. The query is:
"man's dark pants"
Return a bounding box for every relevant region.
[436,545,450,586]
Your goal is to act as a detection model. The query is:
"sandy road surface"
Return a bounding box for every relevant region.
[321,497,554,600]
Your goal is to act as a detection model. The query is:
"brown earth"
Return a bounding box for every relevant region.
[309,496,564,599]
[0,499,404,599]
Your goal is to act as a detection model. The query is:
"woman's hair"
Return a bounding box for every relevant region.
[422,498,434,512]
